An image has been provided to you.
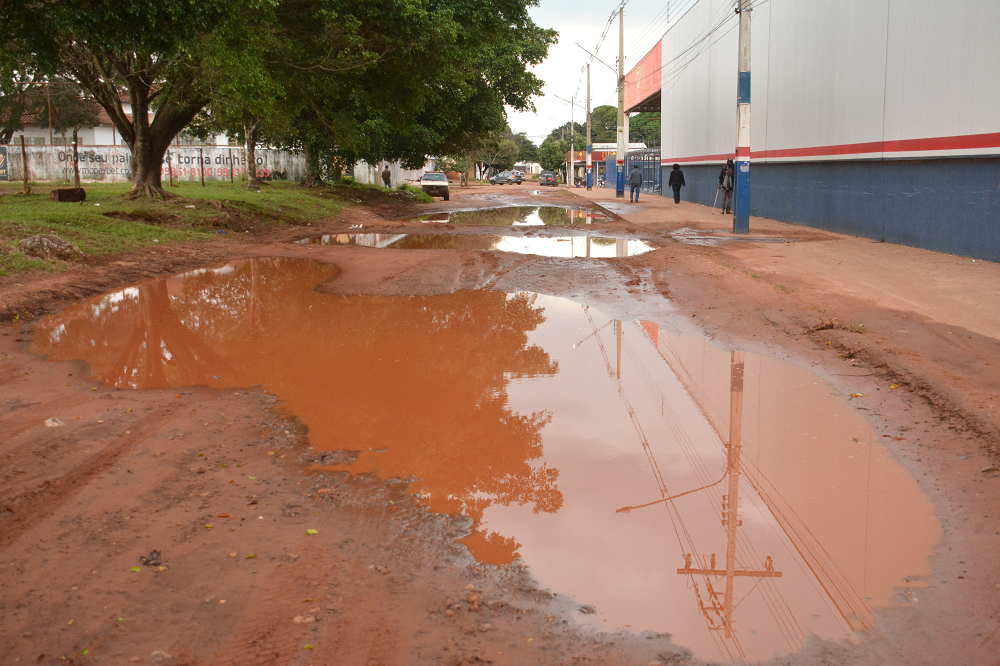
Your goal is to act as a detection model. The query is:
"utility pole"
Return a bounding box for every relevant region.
[733,0,751,233]
[676,351,781,641]
[615,3,625,198]
[586,63,593,190]
[570,95,575,188]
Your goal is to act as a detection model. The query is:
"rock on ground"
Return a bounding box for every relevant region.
[18,234,82,261]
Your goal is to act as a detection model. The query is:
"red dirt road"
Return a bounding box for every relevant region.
[1,184,998,665]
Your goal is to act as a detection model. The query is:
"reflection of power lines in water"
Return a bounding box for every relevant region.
[579,309,797,660]
[645,329,878,634]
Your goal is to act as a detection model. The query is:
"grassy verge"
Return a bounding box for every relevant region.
[0,179,429,276]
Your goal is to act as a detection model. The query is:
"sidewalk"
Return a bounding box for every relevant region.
[572,185,1000,342]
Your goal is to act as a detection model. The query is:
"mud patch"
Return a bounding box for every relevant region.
[33,257,940,663]
[669,227,805,246]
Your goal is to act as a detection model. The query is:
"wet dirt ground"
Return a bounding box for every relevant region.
[1,184,999,665]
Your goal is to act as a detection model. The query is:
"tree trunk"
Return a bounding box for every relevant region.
[129,130,169,198]
[246,122,261,190]
[66,52,206,199]
[301,142,322,187]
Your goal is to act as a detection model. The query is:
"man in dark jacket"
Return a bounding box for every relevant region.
[718,159,735,214]
[381,165,391,188]
[628,165,643,202]
[668,164,685,203]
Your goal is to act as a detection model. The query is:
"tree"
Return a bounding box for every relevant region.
[34,80,102,136]
[511,132,539,164]
[277,0,556,181]
[0,1,255,198]
[538,136,567,173]
[589,105,618,143]
[629,112,661,148]
[2,0,556,197]
[0,53,42,145]
[583,105,660,147]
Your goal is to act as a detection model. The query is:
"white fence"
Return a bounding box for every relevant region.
[0,144,307,184]
[351,159,437,187]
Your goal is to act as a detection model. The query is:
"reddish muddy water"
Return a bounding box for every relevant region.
[33,257,939,663]
[294,232,654,257]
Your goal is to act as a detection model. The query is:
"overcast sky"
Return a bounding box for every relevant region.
[507,0,694,143]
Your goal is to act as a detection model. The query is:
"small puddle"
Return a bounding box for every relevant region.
[415,206,612,225]
[296,233,655,258]
[670,227,799,246]
[34,258,939,663]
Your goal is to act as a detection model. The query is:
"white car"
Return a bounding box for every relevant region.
[419,172,450,201]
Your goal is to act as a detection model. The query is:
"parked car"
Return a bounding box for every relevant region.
[489,170,523,186]
[539,170,557,186]
[419,172,450,200]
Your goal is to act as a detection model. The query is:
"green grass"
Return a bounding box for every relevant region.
[0,180,352,276]
[395,183,434,203]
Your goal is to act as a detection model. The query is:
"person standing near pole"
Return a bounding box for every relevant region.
[628,165,642,202]
[718,159,735,214]
[667,164,685,204]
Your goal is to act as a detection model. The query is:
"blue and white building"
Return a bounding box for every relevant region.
[625,0,1000,261]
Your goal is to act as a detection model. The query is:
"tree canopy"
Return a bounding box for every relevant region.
[0,0,555,196]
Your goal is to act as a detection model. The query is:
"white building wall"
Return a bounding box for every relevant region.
[660,0,1000,164]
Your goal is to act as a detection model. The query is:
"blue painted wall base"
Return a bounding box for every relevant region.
[661,158,1000,262]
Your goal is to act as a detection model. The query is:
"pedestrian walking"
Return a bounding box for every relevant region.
[668,164,685,204]
[718,159,735,214]
[628,165,643,202]
[381,164,391,188]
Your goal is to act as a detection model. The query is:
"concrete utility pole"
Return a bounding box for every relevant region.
[615,3,625,198]
[676,351,781,642]
[570,95,575,188]
[733,0,751,233]
[586,63,593,190]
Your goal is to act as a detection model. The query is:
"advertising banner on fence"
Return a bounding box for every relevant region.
[0,145,305,183]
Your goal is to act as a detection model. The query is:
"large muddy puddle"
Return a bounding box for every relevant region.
[415,205,612,225]
[33,258,939,663]
[295,232,653,257]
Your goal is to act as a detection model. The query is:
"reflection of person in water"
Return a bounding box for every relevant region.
[35,258,563,564]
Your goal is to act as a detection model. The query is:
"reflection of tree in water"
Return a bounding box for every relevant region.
[446,206,600,227]
[388,234,500,251]
[536,207,572,225]
[35,257,561,564]
[590,237,617,246]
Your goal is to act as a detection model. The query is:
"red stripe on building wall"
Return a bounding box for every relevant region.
[661,132,1000,164]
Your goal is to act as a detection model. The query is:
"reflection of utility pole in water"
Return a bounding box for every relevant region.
[615,320,622,380]
[676,351,780,639]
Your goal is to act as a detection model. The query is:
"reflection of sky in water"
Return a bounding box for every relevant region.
[485,295,938,662]
[492,236,652,257]
[296,232,654,257]
[32,262,939,664]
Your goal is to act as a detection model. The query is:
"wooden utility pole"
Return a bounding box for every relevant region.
[20,135,30,195]
[199,147,206,186]
[569,95,575,188]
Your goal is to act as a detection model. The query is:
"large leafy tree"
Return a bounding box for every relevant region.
[0,1,254,197]
[3,0,555,197]
[278,0,555,181]
[538,136,567,173]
